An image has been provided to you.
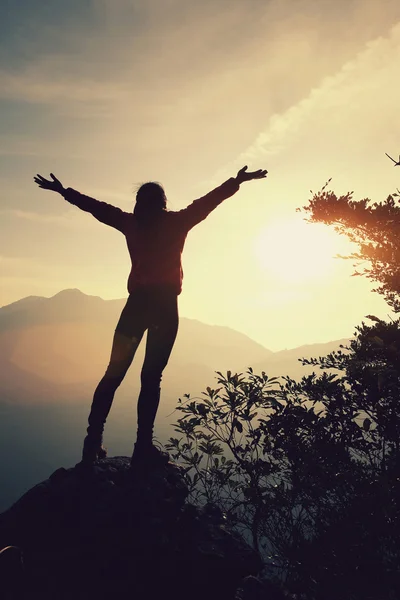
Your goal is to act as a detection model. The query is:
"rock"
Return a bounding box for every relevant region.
[0,545,25,599]
[0,457,262,600]
[235,574,287,600]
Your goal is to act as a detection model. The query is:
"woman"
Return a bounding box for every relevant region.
[33,165,267,467]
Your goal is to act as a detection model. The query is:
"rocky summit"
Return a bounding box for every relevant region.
[0,457,264,600]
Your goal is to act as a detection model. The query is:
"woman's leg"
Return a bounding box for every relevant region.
[83,293,147,459]
[135,291,179,448]
[85,330,143,440]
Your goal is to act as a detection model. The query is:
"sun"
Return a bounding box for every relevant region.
[254,215,347,283]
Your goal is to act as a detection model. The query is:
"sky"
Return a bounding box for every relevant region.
[1,0,400,351]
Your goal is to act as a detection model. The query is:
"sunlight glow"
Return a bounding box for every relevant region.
[254,216,349,283]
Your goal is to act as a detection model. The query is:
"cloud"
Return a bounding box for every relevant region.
[1,0,399,182]
[202,19,400,195]
[239,22,400,161]
[0,208,101,229]
[0,196,134,227]
[1,208,77,224]
[0,69,130,112]
[3,0,398,117]
[0,254,69,307]
[0,135,81,158]
[0,254,53,276]
[0,137,41,157]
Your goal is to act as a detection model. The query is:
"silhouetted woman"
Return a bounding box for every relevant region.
[33,166,267,467]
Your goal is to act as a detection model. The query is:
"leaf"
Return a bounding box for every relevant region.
[365,315,382,323]
[197,404,208,416]
[363,418,371,432]
[269,397,284,410]
[234,419,243,433]
[370,336,384,346]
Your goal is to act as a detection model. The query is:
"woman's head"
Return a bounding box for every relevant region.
[134,182,167,224]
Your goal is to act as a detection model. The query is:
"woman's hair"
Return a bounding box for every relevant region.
[134,182,167,225]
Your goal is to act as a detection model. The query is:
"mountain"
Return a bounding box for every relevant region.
[0,289,274,403]
[249,338,350,380]
[0,459,267,600]
[0,289,349,512]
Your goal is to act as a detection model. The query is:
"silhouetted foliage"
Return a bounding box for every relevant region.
[299,178,400,312]
[166,176,400,599]
[166,358,400,599]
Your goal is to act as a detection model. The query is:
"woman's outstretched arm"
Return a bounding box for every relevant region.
[178,165,268,230]
[33,173,128,233]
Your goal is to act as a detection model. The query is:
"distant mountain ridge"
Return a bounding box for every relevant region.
[0,289,350,512]
[0,289,275,405]
[0,289,349,405]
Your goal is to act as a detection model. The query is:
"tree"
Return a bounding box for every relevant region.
[166,167,400,599]
[298,177,400,312]
[167,357,400,599]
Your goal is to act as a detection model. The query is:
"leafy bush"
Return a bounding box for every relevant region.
[167,337,400,598]
[166,174,400,598]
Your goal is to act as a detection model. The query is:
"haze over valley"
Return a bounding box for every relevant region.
[0,289,347,511]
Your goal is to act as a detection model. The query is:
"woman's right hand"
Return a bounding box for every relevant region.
[33,173,65,194]
[236,165,268,184]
